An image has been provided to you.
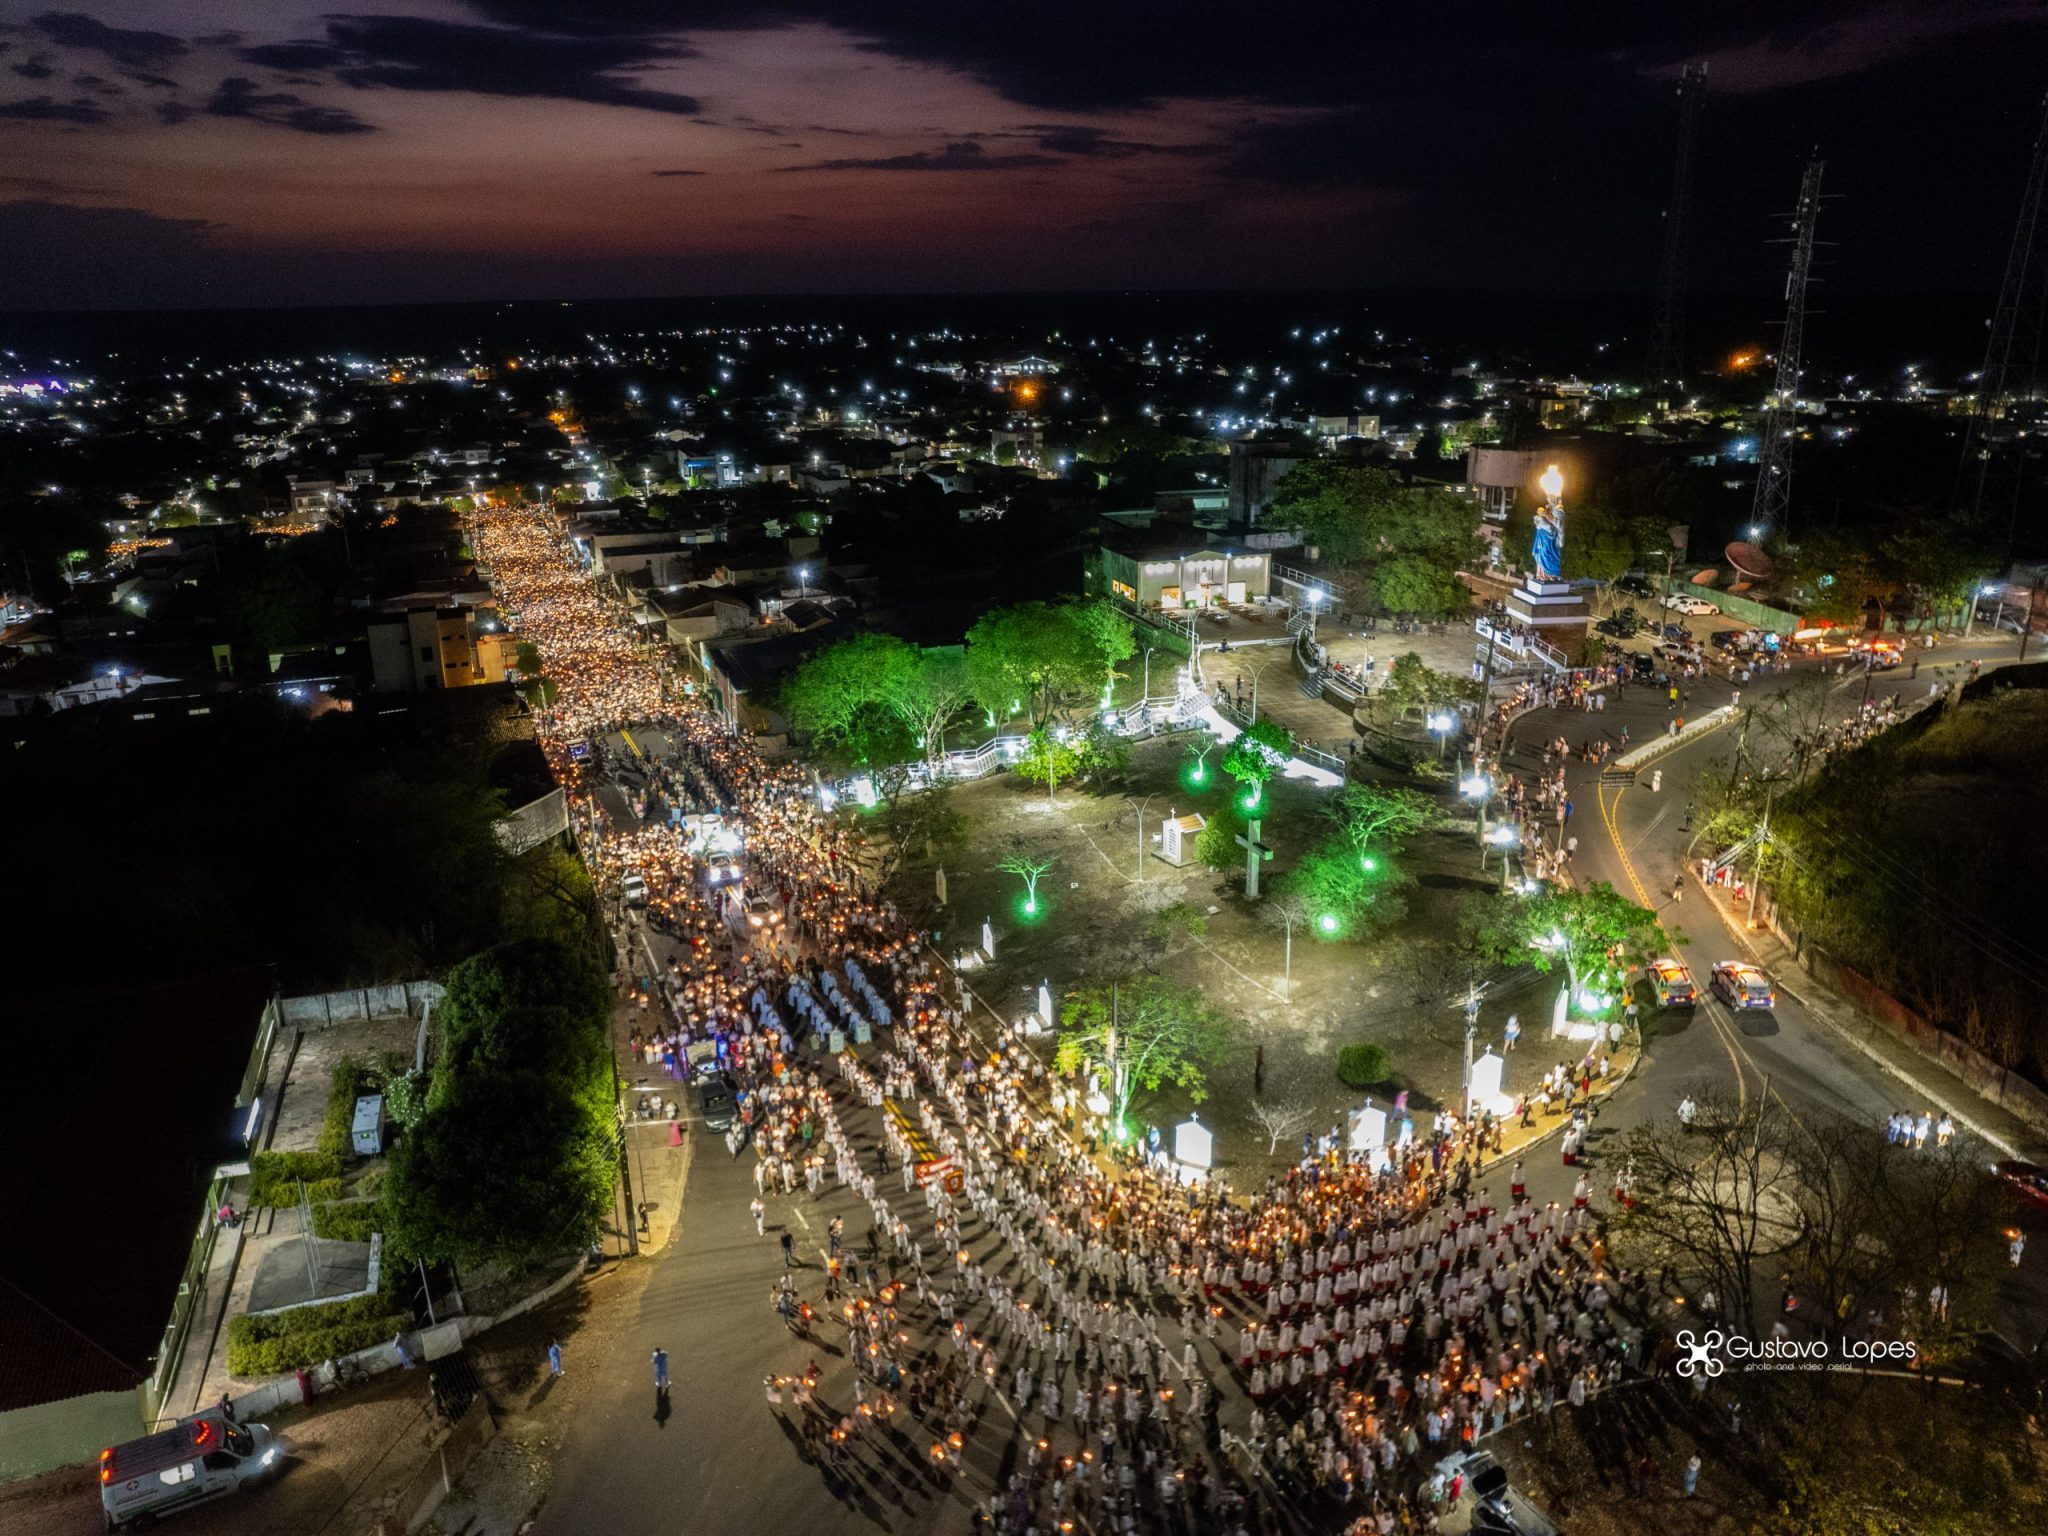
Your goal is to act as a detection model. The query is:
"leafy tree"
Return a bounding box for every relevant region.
[434,937,612,1113]
[1013,726,1084,804]
[1322,781,1436,866]
[384,1067,615,1267]
[1054,977,1233,1134]
[1467,882,1660,1015]
[783,633,918,752]
[1077,721,1132,786]
[1287,838,1410,940]
[1222,719,1293,812]
[964,599,1134,727]
[501,845,610,970]
[887,649,973,773]
[1195,800,1245,871]
[1268,460,1403,566]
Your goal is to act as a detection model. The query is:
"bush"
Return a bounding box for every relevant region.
[319,1056,378,1162]
[383,1069,429,1130]
[310,1200,383,1244]
[1336,1043,1392,1088]
[225,1293,411,1377]
[248,1149,342,1207]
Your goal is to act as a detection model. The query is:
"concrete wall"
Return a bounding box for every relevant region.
[1797,944,2048,1136]
[0,1389,145,1483]
[1676,582,1801,635]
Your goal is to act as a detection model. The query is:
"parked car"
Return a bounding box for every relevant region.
[1708,629,1746,652]
[1646,958,1698,1008]
[1992,1159,2048,1212]
[1596,607,1643,638]
[1629,651,1658,681]
[1616,575,1655,598]
[1661,593,1720,616]
[1711,960,1777,1010]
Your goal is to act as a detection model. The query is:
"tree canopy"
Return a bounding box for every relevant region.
[1467,882,1660,1015]
[1054,976,1233,1135]
[386,936,619,1267]
[1268,461,1482,617]
[963,598,1135,727]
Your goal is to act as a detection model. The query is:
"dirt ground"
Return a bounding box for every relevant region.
[876,736,1560,1183]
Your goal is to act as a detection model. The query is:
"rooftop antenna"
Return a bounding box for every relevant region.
[1958,87,2048,547]
[1749,152,1826,542]
[1646,63,1708,393]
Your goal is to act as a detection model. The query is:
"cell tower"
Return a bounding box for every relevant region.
[1959,88,2048,541]
[1749,153,1826,540]
[1646,63,1708,390]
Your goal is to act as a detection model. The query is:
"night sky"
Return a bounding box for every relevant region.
[0,1,2043,311]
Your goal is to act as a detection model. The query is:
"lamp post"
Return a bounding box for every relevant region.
[796,564,810,599]
[1427,711,1455,760]
[1128,793,1160,885]
[1142,645,1156,702]
[1484,823,1519,886]
[1460,766,1492,848]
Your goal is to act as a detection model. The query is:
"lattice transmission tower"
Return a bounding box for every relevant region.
[1749,153,1825,540]
[1959,88,2048,544]
[1645,63,1708,391]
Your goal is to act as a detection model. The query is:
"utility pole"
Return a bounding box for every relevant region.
[1749,154,1826,542]
[1646,62,1709,392]
[1461,980,1483,1112]
[1958,87,2048,545]
[1748,781,1777,930]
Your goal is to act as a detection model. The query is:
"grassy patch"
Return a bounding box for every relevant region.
[226,1292,411,1377]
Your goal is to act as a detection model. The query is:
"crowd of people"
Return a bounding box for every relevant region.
[471,500,1660,1535]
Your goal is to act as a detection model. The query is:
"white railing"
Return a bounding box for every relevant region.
[1272,562,1337,599]
[1476,616,1570,673]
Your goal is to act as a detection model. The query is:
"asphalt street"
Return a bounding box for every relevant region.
[506,622,2048,1536]
[1492,625,2048,1346]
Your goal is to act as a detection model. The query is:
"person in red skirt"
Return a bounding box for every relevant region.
[1510,1158,1527,1204]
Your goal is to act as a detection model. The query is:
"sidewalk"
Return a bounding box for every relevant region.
[1696,876,2047,1160]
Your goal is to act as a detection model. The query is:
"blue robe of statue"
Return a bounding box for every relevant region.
[1531,507,1563,583]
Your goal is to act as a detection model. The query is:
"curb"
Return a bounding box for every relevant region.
[1693,880,2023,1160]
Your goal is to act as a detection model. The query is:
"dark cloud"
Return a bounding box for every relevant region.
[0,93,106,123]
[651,167,705,176]
[204,77,377,135]
[1024,124,1214,158]
[30,11,186,70]
[11,55,54,80]
[255,15,703,115]
[785,139,1059,173]
[237,41,350,72]
[121,70,178,90]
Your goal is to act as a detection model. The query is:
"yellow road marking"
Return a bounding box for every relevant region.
[1600,777,1751,1112]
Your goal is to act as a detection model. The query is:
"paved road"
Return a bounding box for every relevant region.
[1493,628,2048,1344]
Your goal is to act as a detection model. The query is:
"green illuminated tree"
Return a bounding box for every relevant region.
[964,598,1135,727]
[1054,977,1232,1135]
[1013,726,1084,805]
[1467,882,1659,1013]
[996,845,1058,917]
[1222,719,1293,813]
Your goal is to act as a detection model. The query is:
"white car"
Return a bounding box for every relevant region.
[1661,594,1719,616]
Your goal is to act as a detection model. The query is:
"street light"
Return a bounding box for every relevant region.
[796,564,810,598]
[1427,711,1455,760]
[1460,769,1492,847]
